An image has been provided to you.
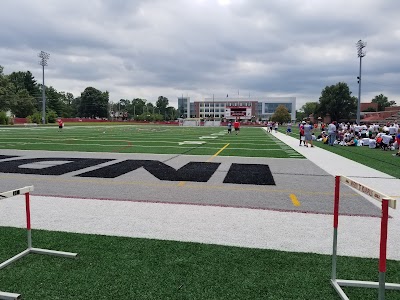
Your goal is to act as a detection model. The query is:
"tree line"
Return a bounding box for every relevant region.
[0,65,177,124]
[269,82,398,124]
[297,82,398,122]
[2,65,397,125]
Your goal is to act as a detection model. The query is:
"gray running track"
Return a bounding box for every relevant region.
[0,150,381,217]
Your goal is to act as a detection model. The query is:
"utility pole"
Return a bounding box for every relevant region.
[356,40,366,125]
[38,51,50,124]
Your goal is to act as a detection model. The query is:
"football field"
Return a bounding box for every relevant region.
[0,125,380,216]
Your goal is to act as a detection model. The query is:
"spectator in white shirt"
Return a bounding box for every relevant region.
[383,124,389,134]
[381,134,392,151]
[389,124,397,135]
[327,121,337,146]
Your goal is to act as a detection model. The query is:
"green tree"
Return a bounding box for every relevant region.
[146,102,154,115]
[130,98,146,118]
[46,86,64,116]
[59,92,75,118]
[271,105,291,123]
[118,99,130,120]
[8,71,39,95]
[9,71,41,110]
[156,96,169,119]
[80,87,109,118]
[0,66,14,111]
[299,102,319,118]
[371,94,396,111]
[296,110,306,122]
[10,89,36,117]
[318,82,357,121]
[166,106,177,120]
[72,97,81,117]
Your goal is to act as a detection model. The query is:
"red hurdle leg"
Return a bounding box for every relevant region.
[331,175,341,281]
[25,192,32,248]
[378,199,389,300]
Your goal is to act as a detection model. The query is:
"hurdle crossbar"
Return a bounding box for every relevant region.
[0,186,77,300]
[331,176,399,300]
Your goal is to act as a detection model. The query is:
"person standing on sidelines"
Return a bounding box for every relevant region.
[233,119,240,135]
[327,121,337,146]
[286,122,292,135]
[303,120,314,147]
[393,129,400,157]
[299,121,306,146]
[57,118,64,132]
[268,121,273,133]
[227,121,232,134]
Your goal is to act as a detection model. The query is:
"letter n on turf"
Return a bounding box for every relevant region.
[223,163,276,185]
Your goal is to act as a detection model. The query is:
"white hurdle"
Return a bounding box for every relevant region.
[331,176,399,300]
[0,186,78,300]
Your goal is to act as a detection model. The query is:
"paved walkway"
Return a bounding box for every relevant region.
[0,130,399,260]
[270,129,400,202]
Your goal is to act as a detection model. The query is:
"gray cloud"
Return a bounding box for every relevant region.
[1,0,400,108]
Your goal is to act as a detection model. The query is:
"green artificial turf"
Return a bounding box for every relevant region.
[0,125,303,159]
[1,123,399,177]
[1,227,400,300]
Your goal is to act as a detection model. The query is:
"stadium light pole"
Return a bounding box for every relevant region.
[213,93,215,125]
[38,51,50,124]
[356,40,366,125]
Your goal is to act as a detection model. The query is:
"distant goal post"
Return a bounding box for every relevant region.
[182,118,201,126]
[331,175,399,300]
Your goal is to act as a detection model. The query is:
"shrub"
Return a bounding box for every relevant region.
[47,110,58,123]
[0,111,9,125]
[28,112,42,124]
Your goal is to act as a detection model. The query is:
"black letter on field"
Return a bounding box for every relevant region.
[77,160,220,182]
[0,158,112,175]
[223,163,276,185]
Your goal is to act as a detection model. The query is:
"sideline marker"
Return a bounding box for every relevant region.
[0,186,77,300]
[331,176,399,300]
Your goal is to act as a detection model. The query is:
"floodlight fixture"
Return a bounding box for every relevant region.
[356,40,367,58]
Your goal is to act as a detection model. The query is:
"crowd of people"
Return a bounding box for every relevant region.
[305,120,400,156]
[231,118,400,156]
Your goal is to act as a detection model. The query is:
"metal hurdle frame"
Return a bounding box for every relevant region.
[331,176,399,300]
[0,186,78,300]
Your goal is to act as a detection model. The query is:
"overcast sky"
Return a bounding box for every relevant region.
[1,0,400,109]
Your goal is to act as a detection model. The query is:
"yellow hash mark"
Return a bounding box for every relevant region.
[207,143,230,162]
[290,194,301,207]
[178,181,186,187]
